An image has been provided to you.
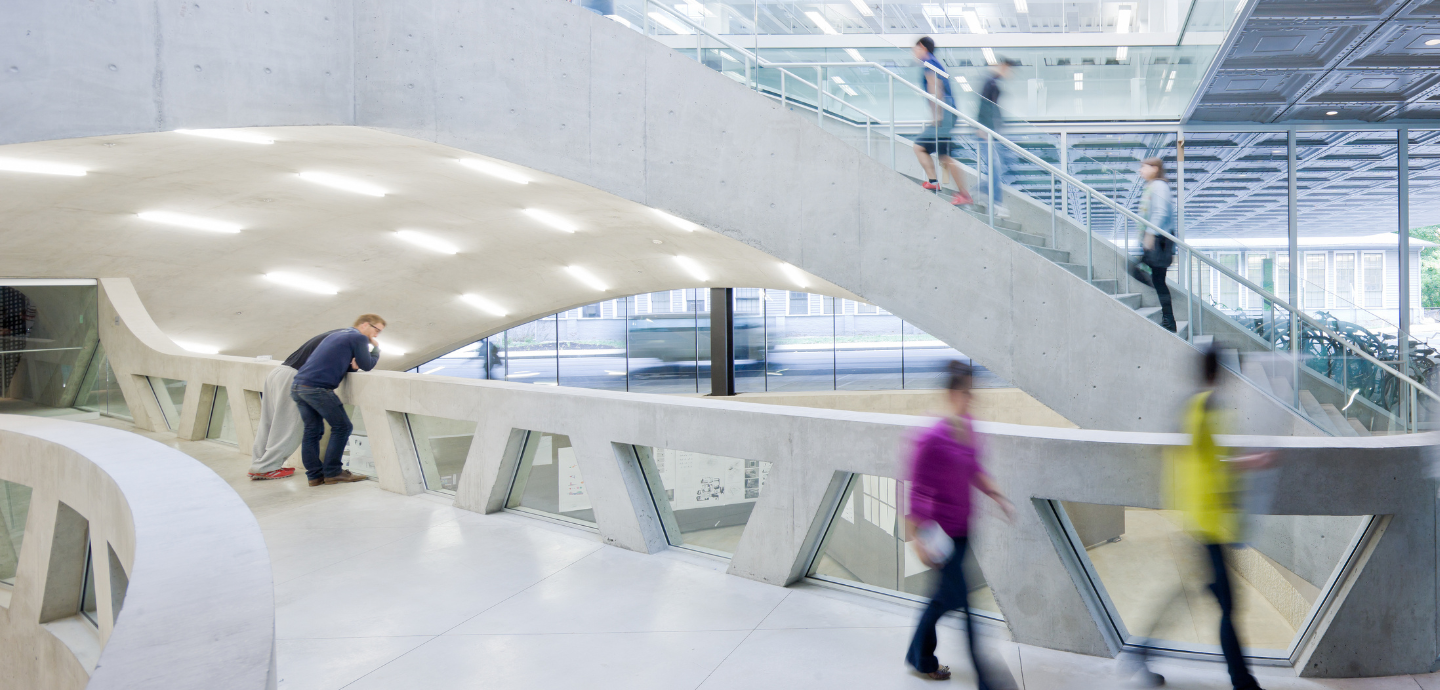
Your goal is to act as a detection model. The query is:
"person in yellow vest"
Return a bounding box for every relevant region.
[1130,346,1272,689]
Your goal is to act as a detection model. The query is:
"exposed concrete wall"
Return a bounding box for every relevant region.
[720,388,1079,428]
[96,276,1439,677]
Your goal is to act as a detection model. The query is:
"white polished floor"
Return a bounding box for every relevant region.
[88,417,1440,690]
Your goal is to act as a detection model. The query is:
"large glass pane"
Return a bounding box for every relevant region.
[80,541,97,626]
[636,446,771,557]
[147,377,186,430]
[205,386,236,445]
[417,338,496,379]
[733,289,767,393]
[836,304,903,391]
[808,473,1001,618]
[0,283,98,413]
[765,291,835,391]
[341,404,375,478]
[406,414,476,494]
[902,321,962,389]
[558,299,628,391]
[628,291,700,393]
[1057,502,1369,657]
[506,431,595,525]
[0,480,32,587]
[502,316,558,385]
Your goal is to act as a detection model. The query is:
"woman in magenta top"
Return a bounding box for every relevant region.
[904,361,1014,683]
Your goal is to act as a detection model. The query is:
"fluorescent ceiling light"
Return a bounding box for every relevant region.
[395,230,458,254]
[840,85,859,96]
[1116,7,1132,33]
[1428,39,1440,46]
[673,255,709,282]
[653,208,697,231]
[831,76,846,85]
[780,263,810,288]
[1074,72,1084,79]
[0,158,87,177]
[945,3,964,15]
[459,158,531,184]
[1164,79,1174,92]
[679,0,712,17]
[961,10,985,34]
[981,48,997,65]
[922,4,944,18]
[719,51,738,62]
[804,11,839,35]
[565,265,609,291]
[1170,70,1178,78]
[605,14,633,28]
[461,294,509,317]
[523,208,578,233]
[957,75,973,92]
[174,129,273,145]
[849,0,874,16]
[175,341,220,355]
[1074,72,1084,90]
[137,211,242,234]
[1013,0,1028,12]
[844,48,865,62]
[1116,46,1128,60]
[264,272,338,295]
[648,11,692,34]
[297,171,386,197]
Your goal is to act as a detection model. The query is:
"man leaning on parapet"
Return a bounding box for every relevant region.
[246,324,350,480]
[290,314,385,487]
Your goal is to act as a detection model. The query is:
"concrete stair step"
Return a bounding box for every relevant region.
[1320,403,1359,437]
[1298,389,1340,435]
[995,226,1049,248]
[1192,334,1214,349]
[1090,279,1119,295]
[1347,417,1372,436]
[1270,377,1296,406]
[963,207,1025,231]
[1132,307,1189,338]
[1023,244,1071,263]
[1241,359,1273,395]
[1057,262,1089,280]
[1175,321,1190,339]
[1112,292,1143,309]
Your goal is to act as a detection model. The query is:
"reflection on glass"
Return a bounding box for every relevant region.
[1058,502,1368,655]
[635,446,770,556]
[340,405,375,477]
[733,288,767,393]
[808,474,1000,617]
[0,283,98,412]
[0,480,32,586]
[507,431,594,524]
[837,311,903,390]
[407,414,476,494]
[206,386,236,445]
[558,299,628,391]
[504,316,558,385]
[76,345,131,420]
[147,377,187,430]
[765,290,834,391]
[80,541,97,626]
[628,291,703,394]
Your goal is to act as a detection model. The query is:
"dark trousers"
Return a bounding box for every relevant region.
[906,536,990,689]
[1134,544,1259,690]
[291,384,352,480]
[1129,261,1176,332]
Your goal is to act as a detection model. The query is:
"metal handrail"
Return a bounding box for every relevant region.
[642,2,1440,406]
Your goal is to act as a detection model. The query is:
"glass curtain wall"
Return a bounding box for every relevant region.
[416,289,998,394]
[0,282,98,415]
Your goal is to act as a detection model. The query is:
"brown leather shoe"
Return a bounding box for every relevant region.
[323,470,368,484]
[308,477,324,487]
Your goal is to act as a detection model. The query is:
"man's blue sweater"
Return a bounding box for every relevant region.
[293,328,378,389]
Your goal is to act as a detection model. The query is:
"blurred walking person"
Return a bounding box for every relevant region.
[1124,346,1270,689]
[911,37,972,206]
[976,59,1019,218]
[292,314,385,486]
[247,327,345,480]
[1128,157,1178,332]
[904,361,1015,684]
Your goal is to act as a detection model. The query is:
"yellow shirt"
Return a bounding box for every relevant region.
[1167,390,1240,544]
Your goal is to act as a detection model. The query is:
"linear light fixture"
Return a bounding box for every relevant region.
[523,208,578,233]
[459,158,531,184]
[175,341,220,355]
[804,11,839,35]
[1116,46,1128,60]
[981,47,997,65]
[844,48,865,62]
[1074,72,1084,91]
[1428,39,1440,46]
[1013,0,1028,12]
[461,294,509,317]
[565,265,608,291]
[961,10,985,34]
[1116,7,1132,33]
[395,230,458,255]
[0,158,87,177]
[849,0,873,17]
[839,84,859,96]
[1326,110,1338,116]
[956,75,973,92]
[264,272,338,295]
[297,171,386,197]
[138,211,242,234]
[780,262,810,288]
[720,51,738,63]
[174,129,274,145]
[652,208,697,231]
[648,11,692,34]
[673,255,709,282]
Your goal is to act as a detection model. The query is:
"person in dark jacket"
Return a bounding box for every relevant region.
[247,328,345,479]
[291,314,385,486]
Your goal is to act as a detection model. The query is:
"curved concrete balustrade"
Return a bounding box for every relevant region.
[0,415,275,690]
[0,0,1306,433]
[96,276,1435,677]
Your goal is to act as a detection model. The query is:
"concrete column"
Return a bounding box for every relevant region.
[568,434,661,554]
[709,287,734,396]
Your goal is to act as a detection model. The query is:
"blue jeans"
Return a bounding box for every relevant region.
[979,137,1011,204]
[291,384,352,480]
[906,536,990,688]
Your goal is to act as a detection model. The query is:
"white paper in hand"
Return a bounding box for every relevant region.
[916,520,954,565]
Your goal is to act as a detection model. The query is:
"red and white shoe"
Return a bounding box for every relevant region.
[250,468,297,480]
[921,180,942,191]
[952,191,973,206]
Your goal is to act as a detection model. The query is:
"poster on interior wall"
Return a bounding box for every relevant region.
[343,435,375,476]
[557,446,590,513]
[665,450,769,511]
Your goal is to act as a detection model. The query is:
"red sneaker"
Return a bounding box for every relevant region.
[250,468,296,480]
[952,191,973,206]
[921,181,941,191]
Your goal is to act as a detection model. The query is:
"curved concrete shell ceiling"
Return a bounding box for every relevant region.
[0,125,853,369]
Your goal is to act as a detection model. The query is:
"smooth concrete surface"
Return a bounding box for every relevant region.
[94,276,1440,676]
[83,417,1440,690]
[723,388,1079,428]
[0,415,275,690]
[0,0,1308,434]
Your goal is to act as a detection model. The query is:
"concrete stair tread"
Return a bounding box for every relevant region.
[1023,244,1071,263]
[1192,334,1214,349]
[1112,292,1143,309]
[1090,279,1119,295]
[1319,403,1360,437]
[1297,389,1340,435]
[1241,359,1273,396]
[1347,417,1372,436]
[996,226,1050,247]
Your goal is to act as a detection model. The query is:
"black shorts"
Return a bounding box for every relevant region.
[916,126,953,157]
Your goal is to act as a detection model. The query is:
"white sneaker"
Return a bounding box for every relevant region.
[995,205,1011,219]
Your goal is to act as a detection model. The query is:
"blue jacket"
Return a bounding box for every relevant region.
[293,328,378,389]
